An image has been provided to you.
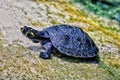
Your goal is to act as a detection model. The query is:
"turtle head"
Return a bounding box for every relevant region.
[21,26,40,43]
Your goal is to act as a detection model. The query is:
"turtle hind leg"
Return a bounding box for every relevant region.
[40,42,52,59]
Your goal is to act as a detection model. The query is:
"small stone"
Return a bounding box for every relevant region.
[3,44,9,47]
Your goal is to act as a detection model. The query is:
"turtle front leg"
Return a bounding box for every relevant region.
[40,42,52,59]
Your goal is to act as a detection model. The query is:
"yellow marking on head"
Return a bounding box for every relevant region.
[31,32,35,37]
[25,31,29,36]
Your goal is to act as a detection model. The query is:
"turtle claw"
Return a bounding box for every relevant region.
[40,52,50,59]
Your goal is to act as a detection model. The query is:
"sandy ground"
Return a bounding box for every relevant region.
[0,0,44,48]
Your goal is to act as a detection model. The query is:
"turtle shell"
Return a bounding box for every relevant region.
[44,25,99,58]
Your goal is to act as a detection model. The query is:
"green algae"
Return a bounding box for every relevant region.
[98,61,120,80]
[70,0,120,22]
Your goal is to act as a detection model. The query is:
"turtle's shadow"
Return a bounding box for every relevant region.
[27,46,99,64]
[52,53,100,64]
[27,46,43,52]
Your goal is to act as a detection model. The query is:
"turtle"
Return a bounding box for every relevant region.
[21,24,99,60]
